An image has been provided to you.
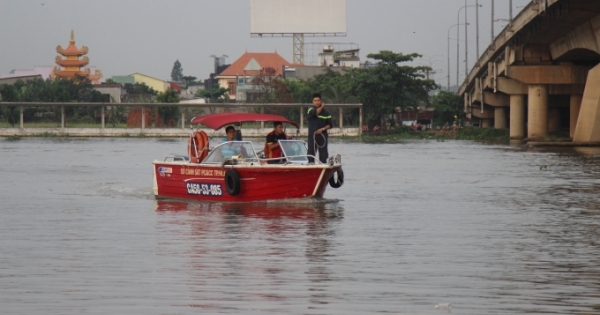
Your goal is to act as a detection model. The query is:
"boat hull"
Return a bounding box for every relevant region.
[153,162,340,202]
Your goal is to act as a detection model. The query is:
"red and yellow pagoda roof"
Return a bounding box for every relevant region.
[56,30,88,56]
[55,56,89,67]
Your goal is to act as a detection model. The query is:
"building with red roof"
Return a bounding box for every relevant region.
[215,52,291,100]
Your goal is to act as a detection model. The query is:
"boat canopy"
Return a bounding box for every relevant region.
[190,113,299,130]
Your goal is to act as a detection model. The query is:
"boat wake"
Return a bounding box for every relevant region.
[96,183,154,200]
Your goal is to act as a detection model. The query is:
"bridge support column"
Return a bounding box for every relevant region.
[570,95,582,138]
[574,63,600,142]
[481,119,493,128]
[528,84,549,139]
[494,107,507,129]
[548,108,561,133]
[510,95,526,139]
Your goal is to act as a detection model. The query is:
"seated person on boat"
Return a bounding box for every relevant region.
[265,121,291,164]
[201,141,257,164]
[220,126,240,158]
[222,126,236,142]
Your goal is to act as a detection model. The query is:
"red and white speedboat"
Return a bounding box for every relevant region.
[153,113,343,202]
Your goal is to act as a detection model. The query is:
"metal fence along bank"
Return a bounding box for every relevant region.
[0,102,363,137]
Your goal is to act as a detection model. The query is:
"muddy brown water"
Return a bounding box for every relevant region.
[1,138,600,314]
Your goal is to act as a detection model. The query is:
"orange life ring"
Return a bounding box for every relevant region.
[187,130,209,163]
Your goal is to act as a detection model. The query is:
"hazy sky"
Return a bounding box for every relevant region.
[0,0,531,87]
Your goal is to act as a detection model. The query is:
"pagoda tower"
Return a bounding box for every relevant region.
[52,30,102,83]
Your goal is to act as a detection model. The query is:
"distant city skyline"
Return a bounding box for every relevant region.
[0,0,531,86]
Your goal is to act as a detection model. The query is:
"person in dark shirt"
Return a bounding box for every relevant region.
[265,121,290,164]
[307,93,332,164]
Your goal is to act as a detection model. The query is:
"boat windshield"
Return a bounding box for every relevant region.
[202,141,258,164]
[279,140,309,163]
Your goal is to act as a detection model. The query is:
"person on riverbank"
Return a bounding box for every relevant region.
[307,93,332,164]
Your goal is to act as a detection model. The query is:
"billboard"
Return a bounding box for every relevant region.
[250,0,347,35]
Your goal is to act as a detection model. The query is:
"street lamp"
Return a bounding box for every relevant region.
[492,18,512,38]
[457,4,481,87]
[447,23,468,91]
[491,0,513,42]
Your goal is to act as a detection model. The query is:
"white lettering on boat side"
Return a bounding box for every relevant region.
[186,182,223,196]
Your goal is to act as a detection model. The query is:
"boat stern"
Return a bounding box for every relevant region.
[152,162,158,197]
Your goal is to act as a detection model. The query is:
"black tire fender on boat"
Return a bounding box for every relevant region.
[328,169,344,188]
[225,169,241,196]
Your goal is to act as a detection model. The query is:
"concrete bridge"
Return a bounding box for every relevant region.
[459,0,600,142]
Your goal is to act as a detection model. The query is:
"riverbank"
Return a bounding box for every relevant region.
[5,126,594,147]
[353,127,511,142]
[1,126,507,142]
[353,127,600,147]
[0,127,360,138]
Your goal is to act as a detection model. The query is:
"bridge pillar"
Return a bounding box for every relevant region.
[573,63,600,142]
[510,95,526,139]
[481,119,493,128]
[570,95,582,138]
[528,84,549,139]
[494,107,507,129]
[548,108,561,133]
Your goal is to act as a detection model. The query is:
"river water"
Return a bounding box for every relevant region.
[1,137,600,314]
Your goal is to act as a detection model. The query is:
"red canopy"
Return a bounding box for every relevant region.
[190,113,299,130]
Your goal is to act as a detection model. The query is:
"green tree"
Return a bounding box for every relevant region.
[306,68,347,96]
[155,88,180,103]
[171,59,183,82]
[280,70,362,125]
[196,83,229,103]
[124,82,157,95]
[350,51,438,123]
[321,79,361,127]
[430,90,463,126]
[182,75,197,87]
[321,78,359,104]
[0,76,105,126]
[282,79,312,103]
[155,88,180,127]
[274,51,440,127]
[0,84,21,127]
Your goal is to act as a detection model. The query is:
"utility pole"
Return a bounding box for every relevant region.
[476,0,479,61]
[448,23,466,90]
[491,0,495,43]
[465,0,468,81]
[457,4,476,87]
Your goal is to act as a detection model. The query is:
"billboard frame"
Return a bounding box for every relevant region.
[250,0,347,64]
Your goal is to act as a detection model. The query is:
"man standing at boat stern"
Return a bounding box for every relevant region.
[307,93,332,164]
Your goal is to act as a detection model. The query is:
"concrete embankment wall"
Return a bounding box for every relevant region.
[0,127,359,137]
